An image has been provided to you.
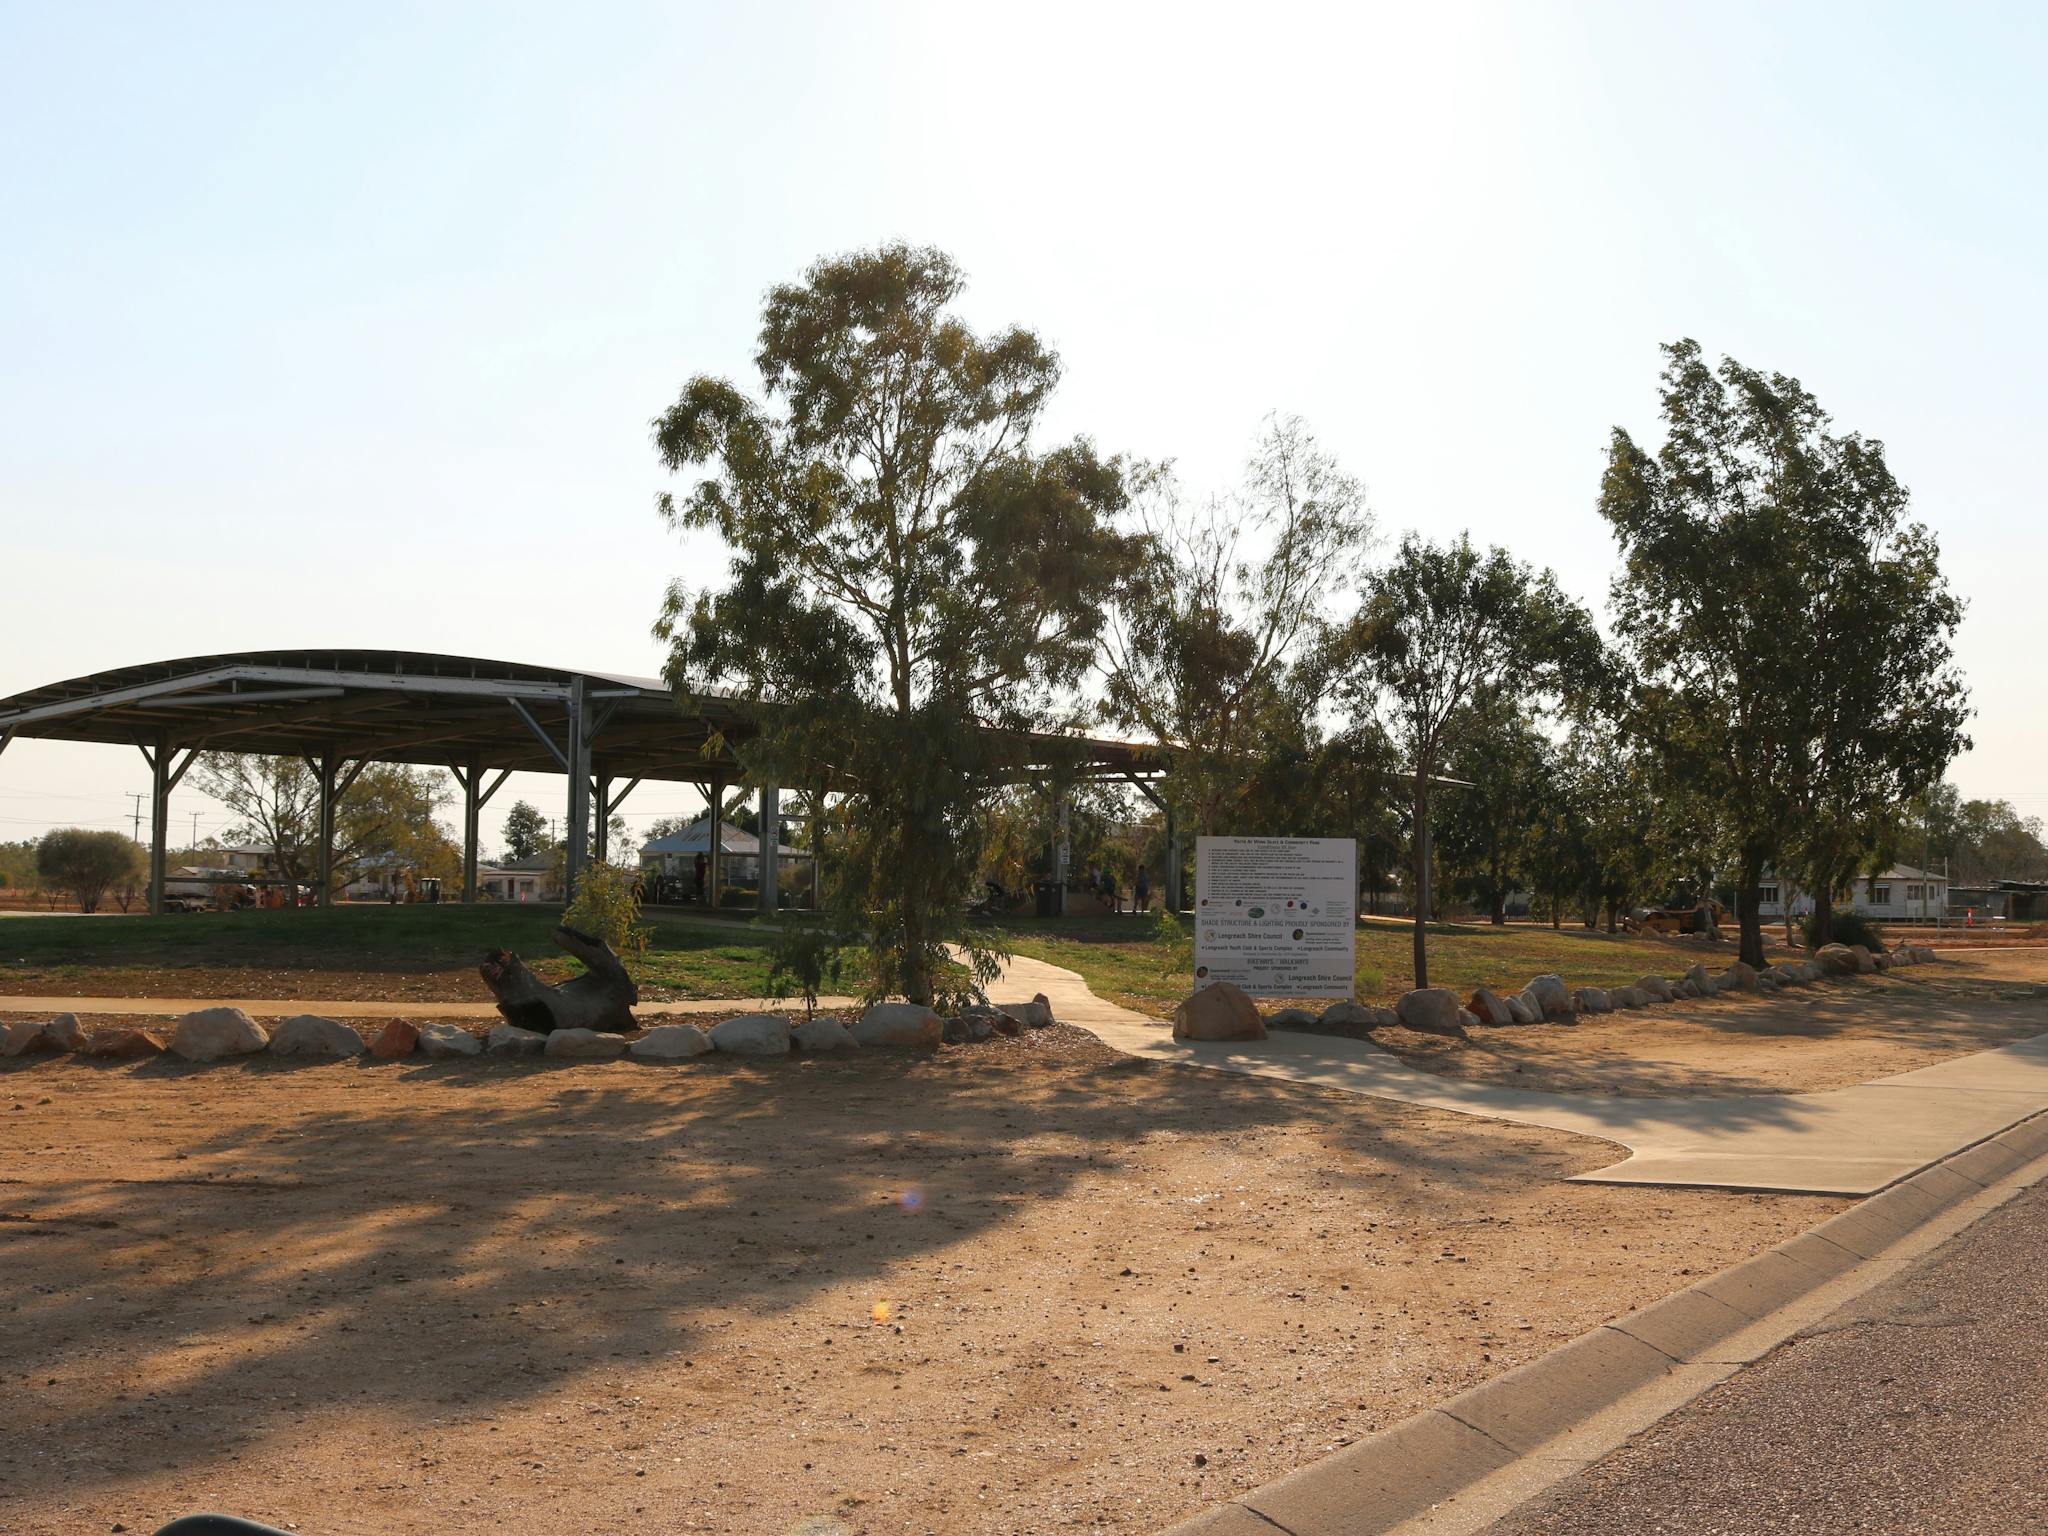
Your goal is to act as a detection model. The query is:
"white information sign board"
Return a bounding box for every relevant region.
[1193,836,1357,998]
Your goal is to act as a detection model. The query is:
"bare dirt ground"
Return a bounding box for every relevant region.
[1345,950,2048,1097]
[0,1031,1831,1536]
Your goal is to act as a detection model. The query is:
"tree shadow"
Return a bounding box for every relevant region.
[0,1033,1653,1504]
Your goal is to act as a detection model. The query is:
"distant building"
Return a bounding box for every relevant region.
[480,854,556,903]
[1951,881,2048,922]
[638,817,803,888]
[1756,865,1949,923]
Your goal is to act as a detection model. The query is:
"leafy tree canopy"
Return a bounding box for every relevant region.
[652,242,1143,1002]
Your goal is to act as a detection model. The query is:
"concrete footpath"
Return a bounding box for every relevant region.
[994,952,2048,1197]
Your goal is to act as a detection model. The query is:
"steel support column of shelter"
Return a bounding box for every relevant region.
[137,732,199,916]
[707,775,726,908]
[758,784,779,915]
[451,757,511,904]
[308,750,369,906]
[1165,802,1182,914]
[591,771,641,869]
[564,676,590,899]
[1054,793,1070,916]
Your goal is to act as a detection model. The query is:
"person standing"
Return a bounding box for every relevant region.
[1134,864,1151,914]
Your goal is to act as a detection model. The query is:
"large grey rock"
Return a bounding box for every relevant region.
[1574,986,1613,1014]
[170,1007,269,1061]
[419,1022,483,1059]
[1813,943,1859,977]
[994,995,1055,1031]
[0,1020,57,1057]
[1267,1006,1320,1028]
[1719,960,1760,993]
[41,1013,89,1052]
[1608,986,1646,1010]
[1761,965,1795,986]
[545,1027,630,1060]
[1636,975,1677,1003]
[1396,987,1468,1036]
[955,1005,1012,1039]
[267,1015,367,1058]
[1677,977,1704,999]
[1525,975,1572,1019]
[1172,982,1267,1041]
[630,1022,714,1060]
[1684,962,1719,995]
[1318,1001,1376,1029]
[792,1017,856,1053]
[1467,988,1517,1026]
[83,1026,164,1058]
[710,1013,793,1056]
[485,1022,547,1056]
[1505,992,1537,1025]
[853,1003,942,1049]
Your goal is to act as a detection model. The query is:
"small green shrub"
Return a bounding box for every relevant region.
[1155,909,1195,970]
[1354,963,1386,1001]
[563,861,649,957]
[766,925,845,1023]
[1799,908,1887,954]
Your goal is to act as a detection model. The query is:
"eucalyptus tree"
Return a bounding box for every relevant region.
[1601,339,1967,965]
[1777,475,1968,945]
[1436,692,1551,925]
[652,243,1141,1004]
[1322,534,1599,986]
[1100,416,1375,839]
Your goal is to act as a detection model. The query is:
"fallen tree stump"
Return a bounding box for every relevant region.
[480,924,639,1035]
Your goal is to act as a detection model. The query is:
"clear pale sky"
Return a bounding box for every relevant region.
[2,1,2042,851]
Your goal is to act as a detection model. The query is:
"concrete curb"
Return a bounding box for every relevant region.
[1159,1108,2048,1536]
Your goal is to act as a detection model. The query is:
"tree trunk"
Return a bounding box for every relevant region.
[1808,878,1835,950]
[1550,890,1562,930]
[1411,775,1431,989]
[479,924,639,1034]
[1737,850,1767,969]
[1605,896,1618,934]
[1490,888,1506,926]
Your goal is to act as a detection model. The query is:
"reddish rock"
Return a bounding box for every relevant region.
[371,1019,422,1058]
[1172,982,1268,1042]
[85,1027,166,1058]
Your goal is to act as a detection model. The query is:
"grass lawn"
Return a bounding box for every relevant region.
[0,903,780,1000]
[2,902,1740,1013]
[998,911,1739,1014]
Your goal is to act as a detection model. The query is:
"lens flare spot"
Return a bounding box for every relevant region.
[871,1299,892,1324]
[898,1185,925,1212]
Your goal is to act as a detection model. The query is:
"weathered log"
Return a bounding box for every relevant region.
[479,924,639,1035]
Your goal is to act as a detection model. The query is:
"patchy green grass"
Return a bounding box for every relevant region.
[0,903,780,1000]
[997,911,1735,1015]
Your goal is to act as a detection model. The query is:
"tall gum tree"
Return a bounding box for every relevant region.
[1600,339,1967,966]
[651,243,1141,1005]
[1321,534,1598,988]
[1100,416,1376,850]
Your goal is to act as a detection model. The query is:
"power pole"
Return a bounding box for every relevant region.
[190,811,201,849]
[129,793,143,842]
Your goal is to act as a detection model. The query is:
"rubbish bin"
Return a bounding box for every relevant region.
[1035,881,1061,918]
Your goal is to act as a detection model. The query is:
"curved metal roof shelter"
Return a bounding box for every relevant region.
[0,649,1163,914]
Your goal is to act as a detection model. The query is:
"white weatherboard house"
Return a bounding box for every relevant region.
[637,817,802,886]
[1756,865,1948,923]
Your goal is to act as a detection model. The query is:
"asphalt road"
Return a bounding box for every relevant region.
[1489,1175,2048,1535]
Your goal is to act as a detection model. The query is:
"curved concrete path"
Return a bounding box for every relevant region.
[996,951,2048,1197]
